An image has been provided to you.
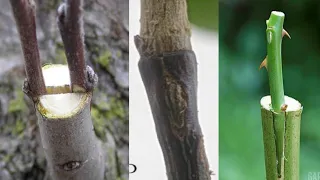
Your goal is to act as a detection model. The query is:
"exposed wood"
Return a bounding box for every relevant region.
[36,92,104,180]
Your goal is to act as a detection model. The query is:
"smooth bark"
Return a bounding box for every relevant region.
[284,107,302,180]
[260,96,302,180]
[57,0,88,93]
[9,0,46,98]
[36,92,104,180]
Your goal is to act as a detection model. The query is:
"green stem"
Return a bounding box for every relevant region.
[260,96,302,180]
[266,11,286,178]
[260,103,278,180]
[284,108,302,180]
[262,11,302,180]
[266,11,285,112]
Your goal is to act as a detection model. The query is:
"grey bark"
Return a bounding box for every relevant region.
[0,0,128,179]
[36,93,104,180]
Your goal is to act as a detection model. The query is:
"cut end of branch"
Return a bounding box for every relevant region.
[42,64,72,89]
[38,93,88,118]
[260,95,302,112]
[267,11,285,29]
[37,64,90,118]
[271,11,285,17]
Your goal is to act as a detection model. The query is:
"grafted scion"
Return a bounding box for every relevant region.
[10,1,105,180]
[57,0,90,93]
[9,0,46,99]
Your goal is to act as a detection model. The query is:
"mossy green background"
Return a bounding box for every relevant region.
[220,1,320,179]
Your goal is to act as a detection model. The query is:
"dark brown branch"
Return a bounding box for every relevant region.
[57,0,88,92]
[138,51,211,180]
[9,0,46,98]
[136,0,211,179]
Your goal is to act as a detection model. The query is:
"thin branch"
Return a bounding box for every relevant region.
[9,0,46,97]
[266,12,286,178]
[57,0,87,92]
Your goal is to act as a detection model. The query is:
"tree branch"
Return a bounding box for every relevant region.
[136,0,192,57]
[9,0,46,98]
[57,0,89,93]
[36,64,104,180]
[136,0,211,179]
[37,93,105,180]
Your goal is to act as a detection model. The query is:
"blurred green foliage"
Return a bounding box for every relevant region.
[188,0,218,31]
[220,1,320,179]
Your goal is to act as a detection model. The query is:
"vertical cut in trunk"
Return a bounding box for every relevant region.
[135,0,211,179]
[260,96,302,180]
[36,65,104,180]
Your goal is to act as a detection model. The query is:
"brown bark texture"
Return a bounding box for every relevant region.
[136,1,211,179]
[9,0,46,97]
[137,0,192,57]
[137,50,211,180]
[57,0,87,92]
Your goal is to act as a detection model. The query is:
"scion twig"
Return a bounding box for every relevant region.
[57,0,88,93]
[9,0,46,98]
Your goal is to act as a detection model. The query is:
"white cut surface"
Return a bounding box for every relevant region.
[272,11,284,17]
[261,95,301,112]
[42,65,70,87]
[39,65,85,116]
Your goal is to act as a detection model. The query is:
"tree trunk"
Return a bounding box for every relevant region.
[34,65,104,180]
[36,92,104,180]
[260,95,302,180]
[0,0,128,179]
[9,0,105,178]
[135,0,211,179]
